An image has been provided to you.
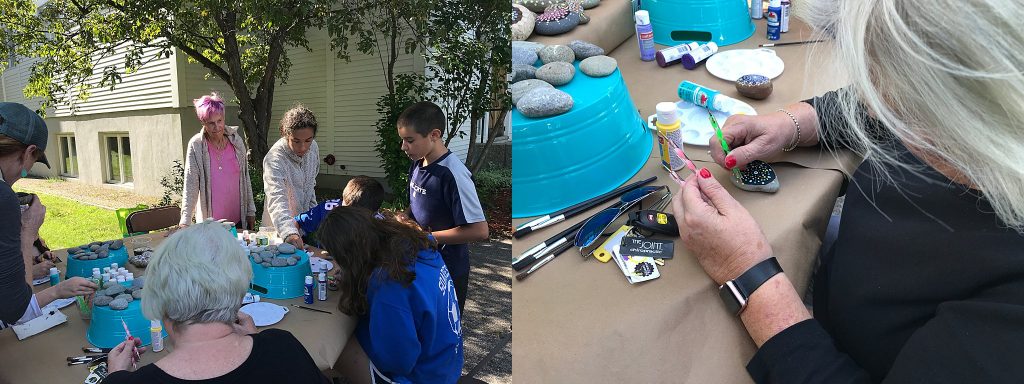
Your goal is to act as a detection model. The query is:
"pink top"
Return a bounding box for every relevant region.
[207,140,242,224]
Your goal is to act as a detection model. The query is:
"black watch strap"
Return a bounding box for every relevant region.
[719,257,783,315]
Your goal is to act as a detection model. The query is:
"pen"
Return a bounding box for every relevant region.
[292,304,332,314]
[513,222,584,271]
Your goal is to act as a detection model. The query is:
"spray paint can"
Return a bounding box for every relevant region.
[781,0,791,33]
[655,42,701,67]
[304,275,314,304]
[655,102,685,171]
[635,10,656,61]
[678,81,739,114]
[317,272,327,301]
[681,42,719,70]
[150,320,164,352]
[750,0,764,19]
[766,0,782,40]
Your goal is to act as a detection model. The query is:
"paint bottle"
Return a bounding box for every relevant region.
[317,272,327,301]
[150,320,164,352]
[678,81,740,113]
[242,293,261,305]
[766,0,782,40]
[656,102,685,171]
[781,0,791,33]
[49,268,60,286]
[655,42,701,67]
[750,0,764,19]
[681,42,719,70]
[304,275,314,304]
[635,11,656,61]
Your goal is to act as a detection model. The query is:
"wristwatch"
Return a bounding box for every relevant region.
[718,257,783,315]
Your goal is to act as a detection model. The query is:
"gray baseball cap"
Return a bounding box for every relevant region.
[0,102,50,168]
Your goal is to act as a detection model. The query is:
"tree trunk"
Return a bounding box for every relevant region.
[469,108,508,175]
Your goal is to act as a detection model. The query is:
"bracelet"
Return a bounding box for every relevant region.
[778,108,801,152]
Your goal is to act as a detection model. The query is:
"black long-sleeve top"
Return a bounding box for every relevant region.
[746,90,1024,383]
[0,179,32,323]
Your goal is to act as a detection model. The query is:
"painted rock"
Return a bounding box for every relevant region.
[578,11,590,24]
[512,79,554,106]
[512,41,545,54]
[513,46,539,66]
[514,0,562,13]
[517,88,574,118]
[277,243,297,254]
[109,298,129,310]
[132,290,144,299]
[115,293,134,303]
[535,62,575,86]
[580,55,617,77]
[582,0,600,9]
[512,4,536,41]
[568,40,604,59]
[538,44,575,64]
[730,160,780,193]
[511,64,537,84]
[735,74,773,100]
[534,8,580,36]
[271,257,289,267]
[93,295,113,306]
[109,240,124,250]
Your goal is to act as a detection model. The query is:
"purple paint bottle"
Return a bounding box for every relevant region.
[656,42,701,67]
[635,10,656,61]
[681,42,719,70]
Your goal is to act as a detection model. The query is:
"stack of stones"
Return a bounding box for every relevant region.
[130,247,154,268]
[249,243,301,268]
[68,239,125,261]
[513,0,601,38]
[92,278,145,311]
[512,39,620,118]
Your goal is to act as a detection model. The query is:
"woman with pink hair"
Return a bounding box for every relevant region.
[179,93,256,229]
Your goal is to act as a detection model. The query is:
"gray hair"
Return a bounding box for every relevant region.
[803,0,1024,232]
[141,222,252,326]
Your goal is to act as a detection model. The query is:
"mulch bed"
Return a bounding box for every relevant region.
[486,187,512,240]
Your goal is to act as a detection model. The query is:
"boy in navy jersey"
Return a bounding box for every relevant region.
[398,101,488,313]
[294,176,386,236]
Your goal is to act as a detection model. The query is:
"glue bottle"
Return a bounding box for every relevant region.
[317,272,327,301]
[304,275,314,304]
[634,11,656,61]
[655,102,685,171]
[766,0,782,40]
[150,320,164,352]
[655,42,700,68]
[678,81,740,114]
[680,42,718,70]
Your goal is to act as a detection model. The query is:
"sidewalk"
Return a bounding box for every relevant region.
[462,240,512,384]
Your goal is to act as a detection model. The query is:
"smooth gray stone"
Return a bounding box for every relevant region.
[513,46,539,66]
[93,295,113,306]
[259,251,274,259]
[115,293,134,303]
[512,41,545,54]
[267,245,278,253]
[253,255,263,263]
[109,240,124,250]
[89,244,100,251]
[580,55,617,77]
[517,88,574,118]
[535,62,575,86]
[261,262,271,268]
[277,243,297,254]
[97,250,109,259]
[104,284,127,296]
[512,64,537,84]
[538,45,575,64]
[534,12,580,36]
[86,254,98,260]
[287,258,298,266]
[132,276,145,289]
[568,40,605,59]
[132,290,144,299]
[271,258,288,267]
[512,79,554,106]
[69,248,84,254]
[582,0,600,9]
[109,298,129,310]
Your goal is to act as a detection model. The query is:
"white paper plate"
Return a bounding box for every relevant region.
[705,49,785,81]
[43,297,77,311]
[309,257,334,273]
[648,100,758,146]
[240,302,289,326]
[32,277,49,286]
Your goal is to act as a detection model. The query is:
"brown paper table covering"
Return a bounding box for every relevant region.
[514,18,859,383]
[0,232,356,383]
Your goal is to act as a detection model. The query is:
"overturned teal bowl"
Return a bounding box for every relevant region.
[249,249,312,299]
[512,62,651,218]
[88,299,166,348]
[642,0,754,47]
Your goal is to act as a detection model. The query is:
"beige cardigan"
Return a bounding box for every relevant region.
[261,137,319,239]
[179,126,257,228]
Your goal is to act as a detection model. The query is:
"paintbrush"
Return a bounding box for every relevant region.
[708,111,743,180]
[759,39,826,47]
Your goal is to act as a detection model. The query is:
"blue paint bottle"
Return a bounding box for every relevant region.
[304,275,314,304]
[766,0,782,40]
[635,10,656,61]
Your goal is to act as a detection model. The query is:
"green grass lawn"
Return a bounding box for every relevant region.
[15,188,122,250]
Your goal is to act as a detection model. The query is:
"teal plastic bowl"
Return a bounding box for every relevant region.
[642,0,754,47]
[87,299,167,348]
[512,62,651,218]
[66,248,129,279]
[249,249,312,299]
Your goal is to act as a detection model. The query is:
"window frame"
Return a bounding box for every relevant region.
[57,134,79,177]
[102,133,133,185]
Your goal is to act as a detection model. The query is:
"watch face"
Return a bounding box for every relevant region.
[719,282,745,314]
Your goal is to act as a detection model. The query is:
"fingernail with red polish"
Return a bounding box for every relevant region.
[725,155,736,169]
[700,168,712,179]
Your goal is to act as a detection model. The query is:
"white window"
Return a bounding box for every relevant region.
[104,134,133,184]
[57,135,78,177]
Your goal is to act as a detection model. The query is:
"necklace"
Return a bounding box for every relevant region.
[212,140,229,170]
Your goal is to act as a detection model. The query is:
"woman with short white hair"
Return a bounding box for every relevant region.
[103,222,329,383]
[674,0,1024,382]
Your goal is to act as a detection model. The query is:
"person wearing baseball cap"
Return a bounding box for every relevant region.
[0,102,97,327]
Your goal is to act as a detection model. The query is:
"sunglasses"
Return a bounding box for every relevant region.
[574,185,670,255]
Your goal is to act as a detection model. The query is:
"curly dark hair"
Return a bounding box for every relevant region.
[279,104,318,137]
[318,206,434,316]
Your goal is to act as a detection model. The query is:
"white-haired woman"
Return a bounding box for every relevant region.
[673,0,1024,382]
[103,222,329,383]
